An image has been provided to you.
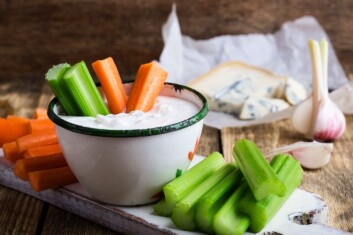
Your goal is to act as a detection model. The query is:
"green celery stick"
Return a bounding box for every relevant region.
[154,152,225,217]
[238,154,303,232]
[213,182,250,235]
[195,167,243,234]
[45,63,81,116]
[63,61,109,117]
[233,139,286,200]
[171,163,237,231]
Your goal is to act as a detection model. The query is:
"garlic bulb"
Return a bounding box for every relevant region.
[264,141,333,169]
[292,39,346,141]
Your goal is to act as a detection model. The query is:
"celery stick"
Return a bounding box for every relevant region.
[171,163,237,231]
[63,61,109,117]
[213,182,250,235]
[238,154,303,232]
[233,139,286,200]
[195,167,243,234]
[154,152,225,217]
[45,63,81,116]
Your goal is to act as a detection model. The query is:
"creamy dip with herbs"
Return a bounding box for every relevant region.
[60,96,199,130]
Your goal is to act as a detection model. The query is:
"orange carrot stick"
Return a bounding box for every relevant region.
[29,118,55,133]
[14,154,67,181]
[16,129,58,153]
[3,142,23,163]
[0,116,30,147]
[92,57,127,114]
[24,144,62,159]
[126,61,168,113]
[33,108,48,119]
[29,166,78,192]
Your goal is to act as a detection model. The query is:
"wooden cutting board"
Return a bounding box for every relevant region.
[0,154,350,235]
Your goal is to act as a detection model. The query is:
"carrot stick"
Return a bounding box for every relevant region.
[7,115,29,121]
[29,166,78,192]
[24,144,62,159]
[92,57,127,114]
[16,129,58,153]
[14,154,67,181]
[0,116,30,147]
[33,108,48,119]
[3,142,23,163]
[29,118,55,133]
[126,61,168,113]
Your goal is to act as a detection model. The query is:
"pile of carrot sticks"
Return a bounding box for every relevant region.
[1,108,77,192]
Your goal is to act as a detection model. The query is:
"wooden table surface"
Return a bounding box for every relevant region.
[1,1,353,234]
[1,79,353,235]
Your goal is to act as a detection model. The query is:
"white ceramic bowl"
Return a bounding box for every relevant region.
[48,83,208,206]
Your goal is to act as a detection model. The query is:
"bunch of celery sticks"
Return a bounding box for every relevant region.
[154,139,303,235]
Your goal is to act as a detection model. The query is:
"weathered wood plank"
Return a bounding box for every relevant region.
[0,0,352,80]
[220,116,353,232]
[0,185,43,234]
[197,125,221,156]
[41,206,119,235]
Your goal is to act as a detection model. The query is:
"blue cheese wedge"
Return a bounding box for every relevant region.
[239,97,290,119]
[187,61,287,115]
[284,77,308,105]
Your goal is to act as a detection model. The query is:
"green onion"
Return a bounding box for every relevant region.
[233,139,286,200]
[171,163,237,231]
[63,61,109,116]
[195,167,243,234]
[238,154,303,232]
[213,182,250,235]
[154,152,225,217]
[45,63,81,116]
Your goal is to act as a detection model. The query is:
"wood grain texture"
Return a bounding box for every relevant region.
[0,185,43,234]
[221,116,353,232]
[196,125,221,156]
[0,0,353,81]
[42,206,119,235]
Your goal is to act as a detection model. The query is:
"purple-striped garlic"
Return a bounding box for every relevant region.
[292,39,346,142]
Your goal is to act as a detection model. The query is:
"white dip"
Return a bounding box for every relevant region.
[60,96,200,130]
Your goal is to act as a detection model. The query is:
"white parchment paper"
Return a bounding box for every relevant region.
[159,5,352,129]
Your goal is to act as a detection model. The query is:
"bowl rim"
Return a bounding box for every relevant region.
[47,82,208,137]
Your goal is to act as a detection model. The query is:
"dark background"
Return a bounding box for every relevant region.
[1,0,353,82]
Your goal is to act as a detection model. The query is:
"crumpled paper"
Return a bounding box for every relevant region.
[159,5,353,129]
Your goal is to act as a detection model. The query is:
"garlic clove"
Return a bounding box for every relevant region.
[265,141,333,169]
[290,144,332,169]
[291,97,313,135]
